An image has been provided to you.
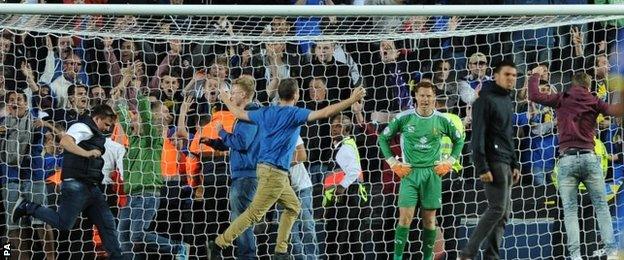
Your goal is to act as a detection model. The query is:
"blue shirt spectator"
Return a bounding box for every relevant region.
[248,105,312,171]
[207,103,262,180]
[292,0,334,53]
[529,103,558,185]
[513,111,533,174]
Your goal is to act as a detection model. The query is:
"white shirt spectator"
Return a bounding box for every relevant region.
[102,138,126,185]
[49,75,73,109]
[334,137,362,189]
[38,40,57,85]
[66,122,93,144]
[458,75,493,105]
[262,49,291,82]
[289,137,313,192]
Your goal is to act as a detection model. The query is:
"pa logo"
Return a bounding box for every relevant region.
[3,243,11,257]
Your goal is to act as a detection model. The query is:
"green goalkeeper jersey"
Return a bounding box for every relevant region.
[379,110,464,168]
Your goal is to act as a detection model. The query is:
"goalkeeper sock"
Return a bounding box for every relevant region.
[393,225,409,260]
[422,228,437,260]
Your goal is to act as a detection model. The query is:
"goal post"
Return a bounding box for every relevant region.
[0,3,623,260]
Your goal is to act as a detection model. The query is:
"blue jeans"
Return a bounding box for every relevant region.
[229,177,258,260]
[32,179,124,260]
[289,187,318,260]
[558,153,616,257]
[118,192,182,258]
[532,165,554,186]
[308,163,329,185]
[3,180,47,229]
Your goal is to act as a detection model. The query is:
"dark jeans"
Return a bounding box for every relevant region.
[33,179,124,260]
[461,162,513,259]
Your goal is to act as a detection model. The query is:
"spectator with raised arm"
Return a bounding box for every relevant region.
[366,40,420,114]
[527,78,558,186]
[39,35,89,87]
[528,66,622,259]
[102,38,156,83]
[261,41,306,104]
[146,40,186,108]
[457,52,491,106]
[208,78,366,259]
[18,60,50,110]
[48,52,86,109]
[112,81,190,259]
[570,27,613,103]
[188,76,261,260]
[102,37,154,97]
[300,41,357,102]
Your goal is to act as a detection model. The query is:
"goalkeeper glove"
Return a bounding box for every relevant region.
[386,157,412,179]
[434,157,456,177]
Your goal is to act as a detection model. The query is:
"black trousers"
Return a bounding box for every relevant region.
[322,184,371,260]
[461,162,513,259]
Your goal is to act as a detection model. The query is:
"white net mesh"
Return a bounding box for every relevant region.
[2,13,624,41]
[0,10,623,260]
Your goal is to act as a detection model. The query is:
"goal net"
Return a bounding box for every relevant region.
[0,4,623,260]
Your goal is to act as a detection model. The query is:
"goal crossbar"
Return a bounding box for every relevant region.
[0,4,624,16]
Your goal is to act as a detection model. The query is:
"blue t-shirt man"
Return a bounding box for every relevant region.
[211,78,365,258]
[248,105,312,171]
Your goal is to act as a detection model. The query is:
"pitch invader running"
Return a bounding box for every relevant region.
[378,81,465,260]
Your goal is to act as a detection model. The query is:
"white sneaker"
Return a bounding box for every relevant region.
[593,248,619,259]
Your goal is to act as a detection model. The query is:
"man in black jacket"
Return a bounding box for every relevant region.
[460,60,521,260]
[11,104,125,260]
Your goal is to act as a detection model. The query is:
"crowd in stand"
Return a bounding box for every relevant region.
[1,0,624,259]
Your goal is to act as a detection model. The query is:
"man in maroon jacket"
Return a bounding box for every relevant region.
[528,66,623,260]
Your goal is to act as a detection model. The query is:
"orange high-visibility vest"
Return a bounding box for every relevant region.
[161,137,186,178]
[93,225,102,253]
[47,169,62,185]
[185,155,201,187]
[189,111,236,155]
[111,123,129,148]
[186,111,236,186]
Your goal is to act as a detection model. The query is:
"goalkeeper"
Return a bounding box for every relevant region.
[378,81,464,260]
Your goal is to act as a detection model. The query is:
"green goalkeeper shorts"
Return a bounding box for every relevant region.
[397,167,442,209]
